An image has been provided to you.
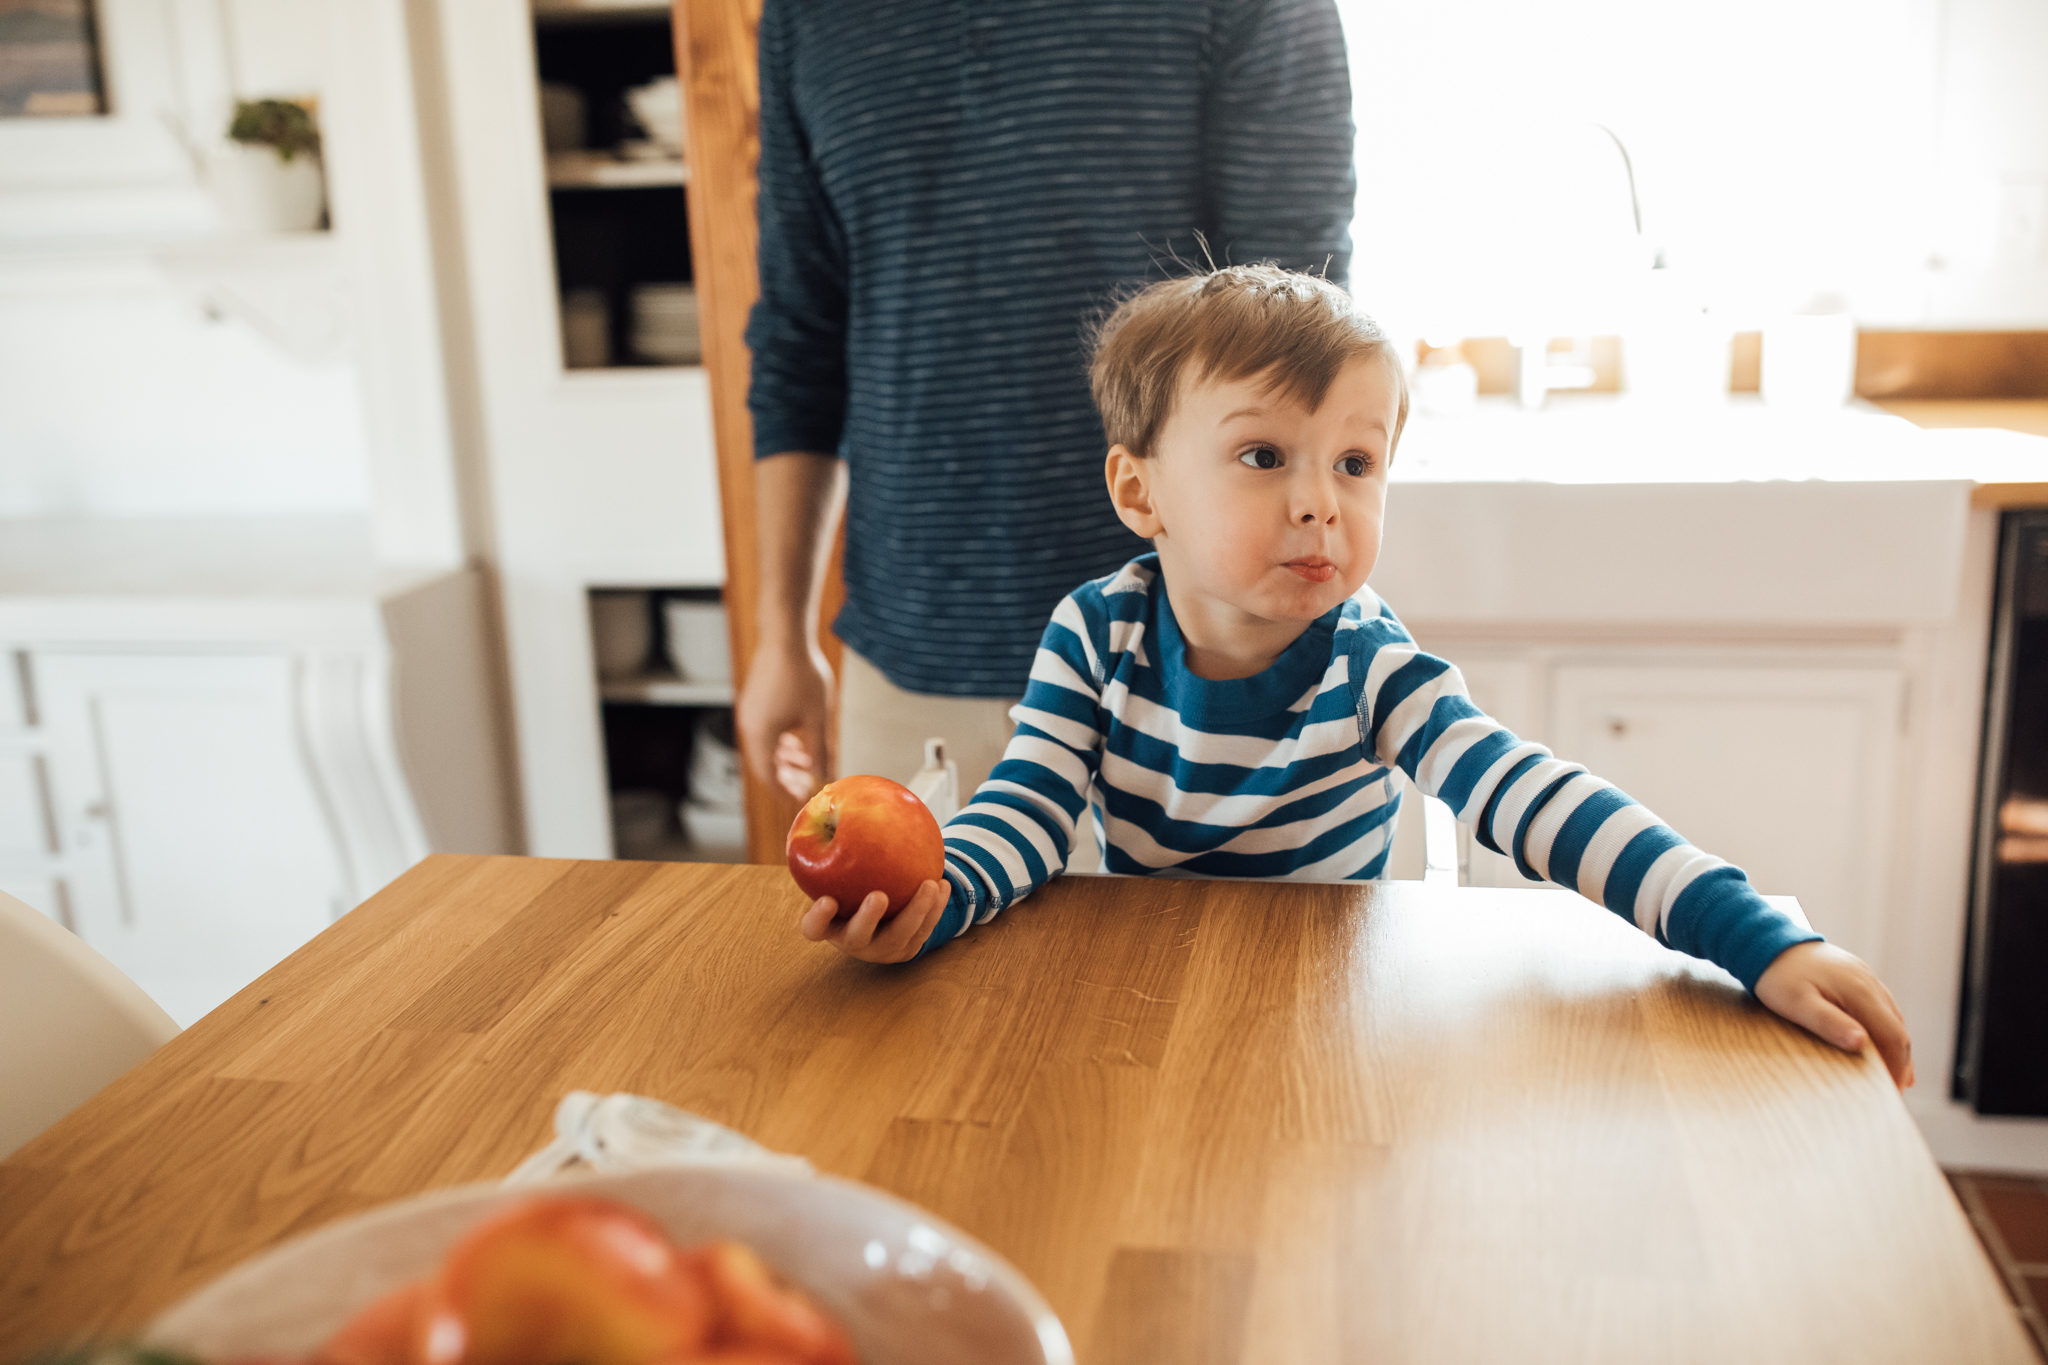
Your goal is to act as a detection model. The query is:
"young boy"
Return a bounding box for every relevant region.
[798,264,1914,1087]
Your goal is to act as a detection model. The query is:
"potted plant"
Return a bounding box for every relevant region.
[205,97,326,233]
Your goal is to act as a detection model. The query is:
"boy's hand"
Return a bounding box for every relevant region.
[798,879,948,963]
[1754,940,1914,1089]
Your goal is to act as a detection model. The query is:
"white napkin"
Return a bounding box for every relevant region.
[503,1091,813,1186]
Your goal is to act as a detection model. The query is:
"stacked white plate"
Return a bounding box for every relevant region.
[631,282,700,365]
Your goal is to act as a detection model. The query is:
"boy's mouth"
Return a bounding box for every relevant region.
[1284,557,1336,584]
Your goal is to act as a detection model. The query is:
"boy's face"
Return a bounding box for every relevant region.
[1107,353,1398,634]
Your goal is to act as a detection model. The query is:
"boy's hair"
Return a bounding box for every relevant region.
[1089,264,1409,459]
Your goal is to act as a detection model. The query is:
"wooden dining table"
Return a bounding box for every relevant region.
[0,854,2034,1363]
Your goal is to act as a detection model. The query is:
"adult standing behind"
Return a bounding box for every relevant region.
[738,0,1357,850]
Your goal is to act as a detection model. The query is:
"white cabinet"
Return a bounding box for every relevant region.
[1549,664,1903,961]
[0,524,517,1027]
[34,652,352,1028]
[1409,640,1908,961]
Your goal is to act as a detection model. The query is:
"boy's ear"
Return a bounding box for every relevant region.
[1104,444,1163,538]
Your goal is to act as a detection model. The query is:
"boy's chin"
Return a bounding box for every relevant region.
[1245,575,1358,621]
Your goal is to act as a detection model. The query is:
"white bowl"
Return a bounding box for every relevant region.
[663,599,731,682]
[149,1164,1072,1365]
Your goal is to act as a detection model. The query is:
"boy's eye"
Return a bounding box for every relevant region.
[1239,447,1281,470]
[1337,455,1369,477]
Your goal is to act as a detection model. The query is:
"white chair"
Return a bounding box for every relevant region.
[0,889,179,1159]
[1420,791,1460,885]
[1386,769,1462,884]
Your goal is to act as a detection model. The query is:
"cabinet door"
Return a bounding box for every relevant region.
[1550,665,1902,962]
[34,651,350,1027]
[0,647,66,923]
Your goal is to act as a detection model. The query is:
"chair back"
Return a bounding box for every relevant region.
[0,890,179,1159]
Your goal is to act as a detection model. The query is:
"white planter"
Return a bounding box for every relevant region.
[204,144,326,234]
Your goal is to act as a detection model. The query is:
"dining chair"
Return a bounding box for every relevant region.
[0,889,179,1160]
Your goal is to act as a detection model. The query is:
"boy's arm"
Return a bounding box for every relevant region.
[1203,0,1356,280]
[919,594,1110,956]
[1348,615,1819,989]
[1350,617,1911,1084]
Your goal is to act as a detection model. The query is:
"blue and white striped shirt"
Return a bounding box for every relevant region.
[931,556,1821,991]
[744,0,1357,696]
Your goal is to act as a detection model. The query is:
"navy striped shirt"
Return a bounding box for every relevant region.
[744,0,1357,696]
[931,556,1821,992]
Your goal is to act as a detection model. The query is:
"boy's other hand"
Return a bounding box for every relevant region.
[798,879,947,963]
[1754,941,1914,1089]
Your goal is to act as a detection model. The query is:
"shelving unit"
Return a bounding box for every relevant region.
[545,152,689,190]
[589,588,743,865]
[533,0,669,18]
[598,672,733,706]
[531,0,697,369]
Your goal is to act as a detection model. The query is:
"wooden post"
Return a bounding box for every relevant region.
[674,0,843,866]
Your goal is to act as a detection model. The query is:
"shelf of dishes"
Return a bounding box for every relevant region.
[541,76,683,174]
[591,589,729,696]
[547,151,688,190]
[599,672,733,706]
[532,0,671,22]
[592,588,745,862]
[563,282,698,368]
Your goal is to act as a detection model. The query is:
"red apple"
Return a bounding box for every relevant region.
[699,1241,856,1365]
[417,1196,713,1365]
[785,775,944,918]
[316,1280,426,1365]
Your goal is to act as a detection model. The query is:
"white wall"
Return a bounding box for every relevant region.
[0,256,370,518]
[0,0,375,522]
[1924,0,2048,325]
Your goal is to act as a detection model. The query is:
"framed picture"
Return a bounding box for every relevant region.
[0,0,107,119]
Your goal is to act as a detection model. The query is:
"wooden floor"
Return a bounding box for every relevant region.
[1951,1170,2048,1362]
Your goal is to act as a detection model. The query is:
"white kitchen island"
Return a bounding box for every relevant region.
[0,516,514,1026]
[1371,396,2048,1172]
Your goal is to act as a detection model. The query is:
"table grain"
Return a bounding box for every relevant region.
[0,856,2032,1363]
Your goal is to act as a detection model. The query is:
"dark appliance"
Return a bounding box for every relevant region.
[1959,510,2048,1114]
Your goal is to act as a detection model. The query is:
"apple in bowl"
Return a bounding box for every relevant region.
[785,776,944,919]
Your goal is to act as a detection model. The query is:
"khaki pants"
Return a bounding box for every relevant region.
[837,647,1100,873]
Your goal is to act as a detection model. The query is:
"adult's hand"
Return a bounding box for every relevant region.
[737,640,833,801]
[743,451,847,801]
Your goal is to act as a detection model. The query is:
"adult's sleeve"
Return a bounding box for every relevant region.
[743,0,850,460]
[916,594,1109,956]
[1347,612,1821,993]
[1203,0,1357,283]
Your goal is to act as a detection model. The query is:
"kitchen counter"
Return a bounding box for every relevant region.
[1391,395,2048,490]
[1875,399,2048,440]
[1373,397,2048,627]
[1876,399,2048,508]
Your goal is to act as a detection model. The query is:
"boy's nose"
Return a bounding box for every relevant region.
[1295,498,1337,526]
[1293,473,1338,526]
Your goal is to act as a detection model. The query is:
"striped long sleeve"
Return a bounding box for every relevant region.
[927,556,1820,991]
